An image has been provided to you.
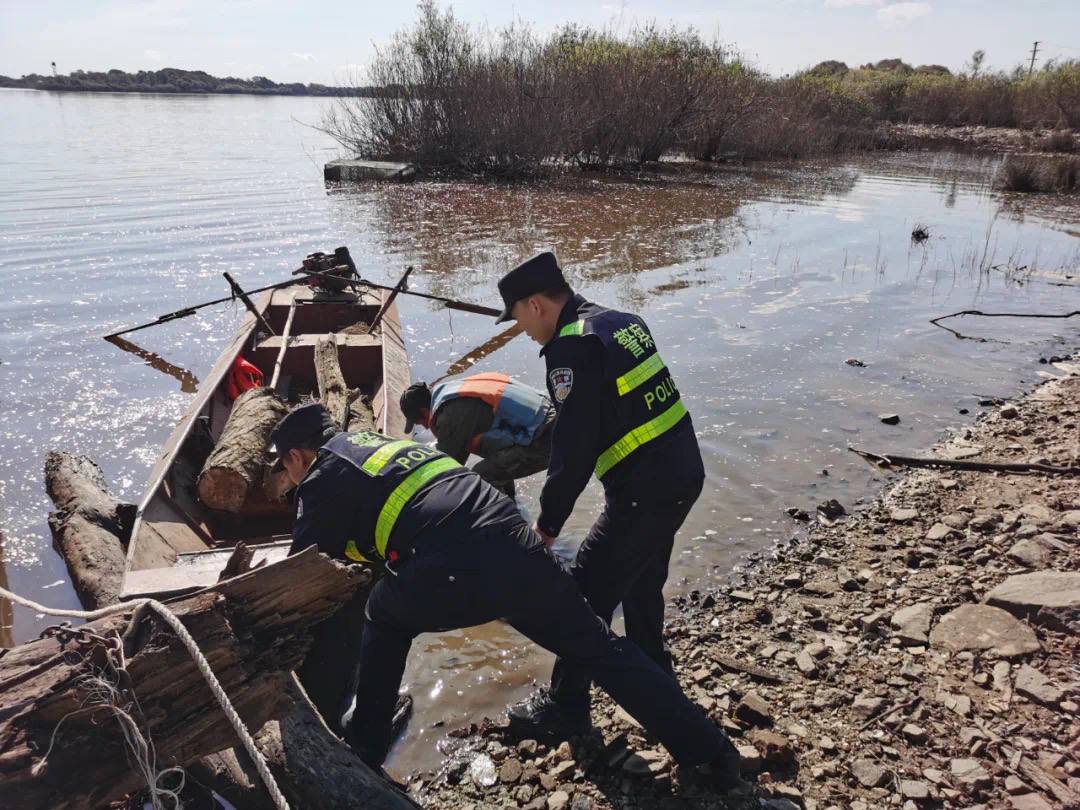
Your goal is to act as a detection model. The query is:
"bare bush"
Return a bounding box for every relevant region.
[321,6,1080,177]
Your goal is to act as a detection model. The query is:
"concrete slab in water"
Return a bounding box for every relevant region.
[324,159,417,182]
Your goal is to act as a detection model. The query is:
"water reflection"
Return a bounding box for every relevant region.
[440,325,523,380]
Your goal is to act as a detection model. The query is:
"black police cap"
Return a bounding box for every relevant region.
[269,402,338,472]
[399,381,432,432]
[495,251,566,323]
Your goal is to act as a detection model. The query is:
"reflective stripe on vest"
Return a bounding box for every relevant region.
[595,399,688,479]
[555,313,688,479]
[616,353,666,396]
[361,439,415,475]
[374,456,461,557]
[335,431,465,559]
[344,539,370,563]
[559,320,585,338]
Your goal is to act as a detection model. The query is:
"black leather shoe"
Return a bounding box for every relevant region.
[506,688,591,742]
[677,746,746,794]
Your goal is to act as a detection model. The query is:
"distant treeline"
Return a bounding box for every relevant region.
[0,67,379,97]
[321,1,1080,176]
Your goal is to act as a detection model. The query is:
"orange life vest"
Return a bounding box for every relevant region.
[228,356,264,400]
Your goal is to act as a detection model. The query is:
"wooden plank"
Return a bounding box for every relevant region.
[121,540,293,600]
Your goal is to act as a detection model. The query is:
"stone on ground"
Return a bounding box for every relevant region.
[1014,664,1065,707]
[891,602,933,645]
[928,604,1040,658]
[950,758,992,790]
[735,691,774,727]
[851,758,887,788]
[1008,794,1055,810]
[984,571,1080,624]
[1006,538,1051,568]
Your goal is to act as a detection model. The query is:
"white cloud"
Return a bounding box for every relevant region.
[824,0,881,7]
[877,2,932,23]
[144,48,165,62]
[291,52,316,62]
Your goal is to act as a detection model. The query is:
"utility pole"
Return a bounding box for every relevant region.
[1028,41,1040,78]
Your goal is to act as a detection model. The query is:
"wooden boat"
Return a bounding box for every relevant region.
[120,280,410,600]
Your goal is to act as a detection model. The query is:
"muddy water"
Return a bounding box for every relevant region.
[1,90,1077,776]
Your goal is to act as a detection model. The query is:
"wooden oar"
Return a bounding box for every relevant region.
[104,277,303,339]
[223,271,276,335]
[368,266,414,333]
[295,267,501,317]
[106,265,500,341]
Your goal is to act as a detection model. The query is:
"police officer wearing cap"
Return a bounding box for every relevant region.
[270,402,740,790]
[399,375,555,497]
[495,251,707,742]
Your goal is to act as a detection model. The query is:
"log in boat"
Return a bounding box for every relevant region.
[121,278,410,602]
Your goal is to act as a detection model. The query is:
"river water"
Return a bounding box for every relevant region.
[1,89,1077,775]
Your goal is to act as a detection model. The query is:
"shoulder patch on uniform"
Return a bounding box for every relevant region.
[549,367,574,402]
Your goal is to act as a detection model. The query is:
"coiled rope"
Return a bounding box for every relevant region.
[0,584,290,810]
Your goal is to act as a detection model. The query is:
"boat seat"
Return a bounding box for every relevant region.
[255,332,380,352]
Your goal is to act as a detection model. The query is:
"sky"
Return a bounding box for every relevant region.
[1,0,1077,84]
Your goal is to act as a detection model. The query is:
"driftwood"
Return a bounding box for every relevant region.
[710,651,795,685]
[0,549,363,810]
[929,308,1080,341]
[849,446,1080,476]
[315,336,375,432]
[197,386,288,512]
[189,678,420,810]
[974,717,1080,809]
[44,451,136,609]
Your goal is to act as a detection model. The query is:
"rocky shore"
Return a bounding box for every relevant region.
[411,361,1079,810]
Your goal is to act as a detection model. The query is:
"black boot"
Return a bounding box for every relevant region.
[506,688,591,743]
[676,743,747,795]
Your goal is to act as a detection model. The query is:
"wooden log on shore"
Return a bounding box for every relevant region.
[190,680,420,810]
[0,548,364,810]
[197,386,288,512]
[44,451,135,609]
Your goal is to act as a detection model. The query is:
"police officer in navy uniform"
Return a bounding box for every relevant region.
[271,403,740,790]
[495,252,707,743]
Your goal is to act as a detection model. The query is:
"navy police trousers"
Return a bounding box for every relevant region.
[345,517,730,768]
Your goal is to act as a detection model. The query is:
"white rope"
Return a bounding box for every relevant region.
[0,585,291,810]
